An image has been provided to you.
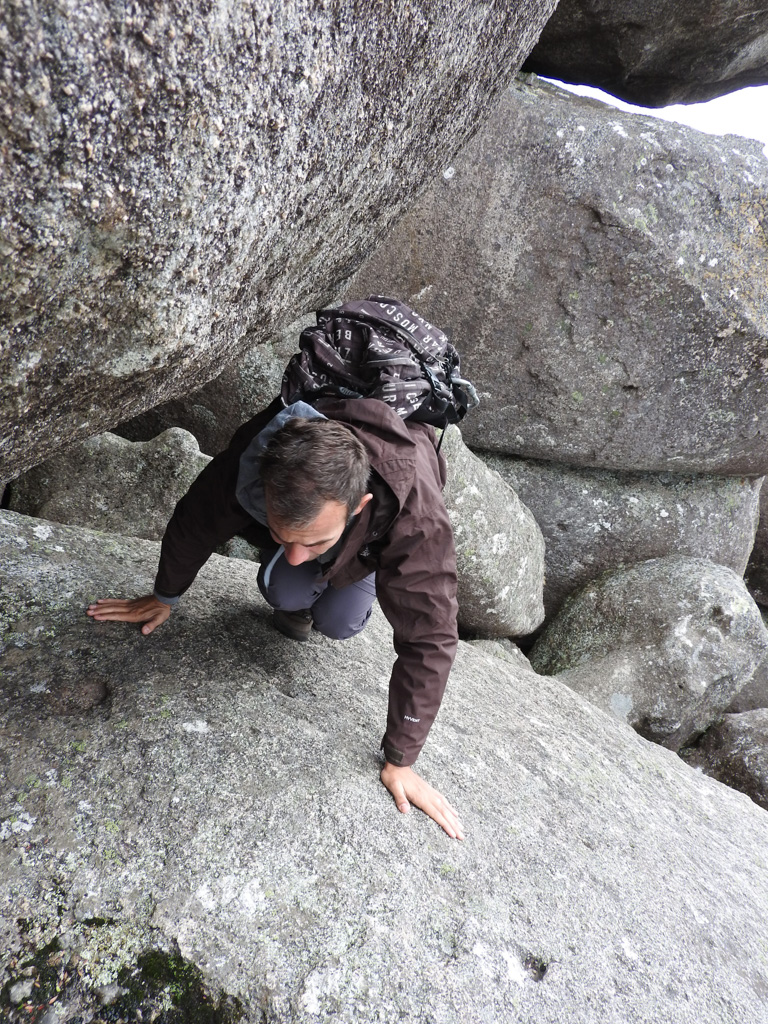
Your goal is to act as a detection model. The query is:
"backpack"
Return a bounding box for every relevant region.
[280,297,479,436]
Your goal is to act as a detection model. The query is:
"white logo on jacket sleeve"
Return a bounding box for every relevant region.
[403,715,421,723]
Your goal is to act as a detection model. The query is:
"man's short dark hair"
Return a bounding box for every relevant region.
[260,417,370,527]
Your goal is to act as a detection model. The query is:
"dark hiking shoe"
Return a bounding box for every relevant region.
[272,608,313,642]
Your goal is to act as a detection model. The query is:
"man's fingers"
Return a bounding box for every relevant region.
[433,804,465,841]
[87,599,138,618]
[393,782,410,814]
[410,784,465,840]
[420,795,464,840]
[86,595,171,632]
[142,616,161,635]
[381,764,465,839]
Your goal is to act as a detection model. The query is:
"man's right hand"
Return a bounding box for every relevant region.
[86,595,171,635]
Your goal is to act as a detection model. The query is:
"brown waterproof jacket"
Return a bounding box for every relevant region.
[154,397,459,766]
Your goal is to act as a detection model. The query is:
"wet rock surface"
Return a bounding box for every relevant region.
[346,76,768,475]
[522,0,768,105]
[529,557,768,751]
[483,453,762,617]
[6,429,210,541]
[683,710,768,813]
[0,0,556,481]
[3,511,768,1023]
[442,426,545,637]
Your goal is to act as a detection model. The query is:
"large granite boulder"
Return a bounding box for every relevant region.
[3,511,768,1022]
[6,429,210,541]
[523,0,768,106]
[483,453,762,617]
[345,76,768,475]
[0,0,557,482]
[529,557,768,751]
[683,710,768,812]
[442,426,545,637]
[746,479,768,606]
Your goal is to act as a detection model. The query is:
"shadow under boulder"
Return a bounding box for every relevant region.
[682,710,768,813]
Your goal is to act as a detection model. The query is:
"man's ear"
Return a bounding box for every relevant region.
[353,493,374,515]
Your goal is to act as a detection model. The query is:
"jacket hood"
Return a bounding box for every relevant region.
[313,397,422,514]
[235,401,326,523]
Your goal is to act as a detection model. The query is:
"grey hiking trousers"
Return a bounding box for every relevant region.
[257,547,377,640]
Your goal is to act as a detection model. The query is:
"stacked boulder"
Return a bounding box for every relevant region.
[6,429,210,541]
[3,510,768,1022]
[440,426,545,637]
[482,456,762,619]
[528,557,768,751]
[346,76,768,477]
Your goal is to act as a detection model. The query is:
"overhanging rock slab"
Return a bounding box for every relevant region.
[1,511,768,1023]
[0,0,557,481]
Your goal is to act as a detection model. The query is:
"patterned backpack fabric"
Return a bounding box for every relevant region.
[280,296,478,428]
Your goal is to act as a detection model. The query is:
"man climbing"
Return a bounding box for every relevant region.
[88,394,464,839]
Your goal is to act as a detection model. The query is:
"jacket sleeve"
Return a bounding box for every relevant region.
[153,448,255,600]
[374,491,459,767]
[153,400,282,600]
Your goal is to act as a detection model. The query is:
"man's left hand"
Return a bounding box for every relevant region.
[380,763,465,840]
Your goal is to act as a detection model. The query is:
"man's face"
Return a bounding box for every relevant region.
[266,498,349,566]
[265,493,371,566]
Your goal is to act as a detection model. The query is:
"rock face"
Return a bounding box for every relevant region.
[441,426,545,637]
[522,0,768,106]
[483,453,762,617]
[0,0,557,482]
[345,76,768,475]
[746,480,768,606]
[115,312,310,455]
[3,511,768,1023]
[683,710,768,812]
[529,557,768,751]
[6,429,210,541]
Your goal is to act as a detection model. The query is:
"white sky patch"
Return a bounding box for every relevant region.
[547,79,768,158]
